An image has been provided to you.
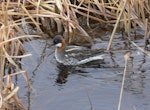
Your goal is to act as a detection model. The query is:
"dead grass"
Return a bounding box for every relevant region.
[0,1,39,110]
[0,1,149,40]
[0,0,149,43]
[0,0,149,109]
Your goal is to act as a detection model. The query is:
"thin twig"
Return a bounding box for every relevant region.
[85,86,94,110]
[117,53,129,110]
[107,0,127,50]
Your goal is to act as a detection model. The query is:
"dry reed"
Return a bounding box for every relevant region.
[118,53,130,110]
[0,0,148,43]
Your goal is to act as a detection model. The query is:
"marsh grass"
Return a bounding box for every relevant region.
[0,1,39,109]
[0,0,149,43]
[0,0,149,109]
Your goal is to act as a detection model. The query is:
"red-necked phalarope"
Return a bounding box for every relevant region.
[53,35,104,65]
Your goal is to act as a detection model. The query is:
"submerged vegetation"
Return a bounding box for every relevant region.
[0,0,149,109]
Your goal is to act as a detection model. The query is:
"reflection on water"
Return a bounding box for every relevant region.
[124,52,146,94]
[55,64,71,84]
[55,64,89,84]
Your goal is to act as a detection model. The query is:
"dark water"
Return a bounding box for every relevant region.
[18,28,150,110]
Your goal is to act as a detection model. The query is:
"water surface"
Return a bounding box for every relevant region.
[18,28,150,110]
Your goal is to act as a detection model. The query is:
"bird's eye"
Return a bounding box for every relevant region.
[53,36,62,45]
[54,39,58,43]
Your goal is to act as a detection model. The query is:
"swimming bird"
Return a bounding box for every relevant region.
[53,35,104,65]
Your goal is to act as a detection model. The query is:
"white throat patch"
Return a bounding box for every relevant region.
[55,43,62,47]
